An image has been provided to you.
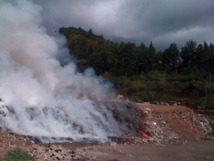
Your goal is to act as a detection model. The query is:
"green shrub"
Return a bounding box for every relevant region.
[108,72,214,111]
[1,148,35,161]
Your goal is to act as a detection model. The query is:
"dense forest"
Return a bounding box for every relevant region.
[59,27,214,111]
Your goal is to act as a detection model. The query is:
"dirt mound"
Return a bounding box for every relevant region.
[137,103,214,144]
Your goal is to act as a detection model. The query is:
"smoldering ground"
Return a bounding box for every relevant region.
[0,0,115,141]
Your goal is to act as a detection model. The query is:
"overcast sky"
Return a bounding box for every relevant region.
[35,0,214,50]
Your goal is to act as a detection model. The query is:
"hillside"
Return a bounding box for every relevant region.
[59,27,214,111]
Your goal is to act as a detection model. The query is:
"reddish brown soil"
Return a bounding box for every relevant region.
[0,130,34,158]
[137,103,206,140]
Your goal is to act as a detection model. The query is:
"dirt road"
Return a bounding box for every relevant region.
[80,141,214,161]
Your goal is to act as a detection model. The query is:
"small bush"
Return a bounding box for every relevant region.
[1,148,35,161]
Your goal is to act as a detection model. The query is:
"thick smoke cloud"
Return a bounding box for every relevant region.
[0,0,119,141]
[34,0,214,50]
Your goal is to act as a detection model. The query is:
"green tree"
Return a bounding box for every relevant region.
[195,43,204,69]
[67,34,87,59]
[137,42,148,73]
[180,40,197,69]
[146,42,156,72]
[161,43,179,73]
[209,43,214,72]
[89,52,107,74]
[86,39,99,54]
[201,41,211,71]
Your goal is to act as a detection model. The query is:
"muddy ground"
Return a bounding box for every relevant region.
[0,103,213,161]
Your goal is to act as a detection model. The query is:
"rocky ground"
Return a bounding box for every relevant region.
[0,102,214,161]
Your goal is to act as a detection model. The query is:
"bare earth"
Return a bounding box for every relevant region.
[0,103,213,161]
[77,141,214,161]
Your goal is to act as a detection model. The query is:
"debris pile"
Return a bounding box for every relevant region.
[138,103,214,144]
[0,99,149,143]
[31,144,91,161]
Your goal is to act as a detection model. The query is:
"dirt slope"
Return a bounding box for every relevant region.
[137,103,213,144]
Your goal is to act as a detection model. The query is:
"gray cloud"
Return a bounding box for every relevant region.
[34,0,214,50]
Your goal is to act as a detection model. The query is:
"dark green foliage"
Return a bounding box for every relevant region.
[109,72,214,111]
[161,43,179,73]
[180,40,197,68]
[59,26,214,110]
[59,26,214,76]
[1,148,35,161]
[59,27,161,76]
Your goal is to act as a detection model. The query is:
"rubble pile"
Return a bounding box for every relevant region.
[138,103,214,144]
[31,144,91,161]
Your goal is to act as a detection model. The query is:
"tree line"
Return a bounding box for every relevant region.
[59,27,214,77]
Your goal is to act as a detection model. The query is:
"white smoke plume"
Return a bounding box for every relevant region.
[0,0,122,142]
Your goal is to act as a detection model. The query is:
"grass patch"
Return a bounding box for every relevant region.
[0,148,35,161]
